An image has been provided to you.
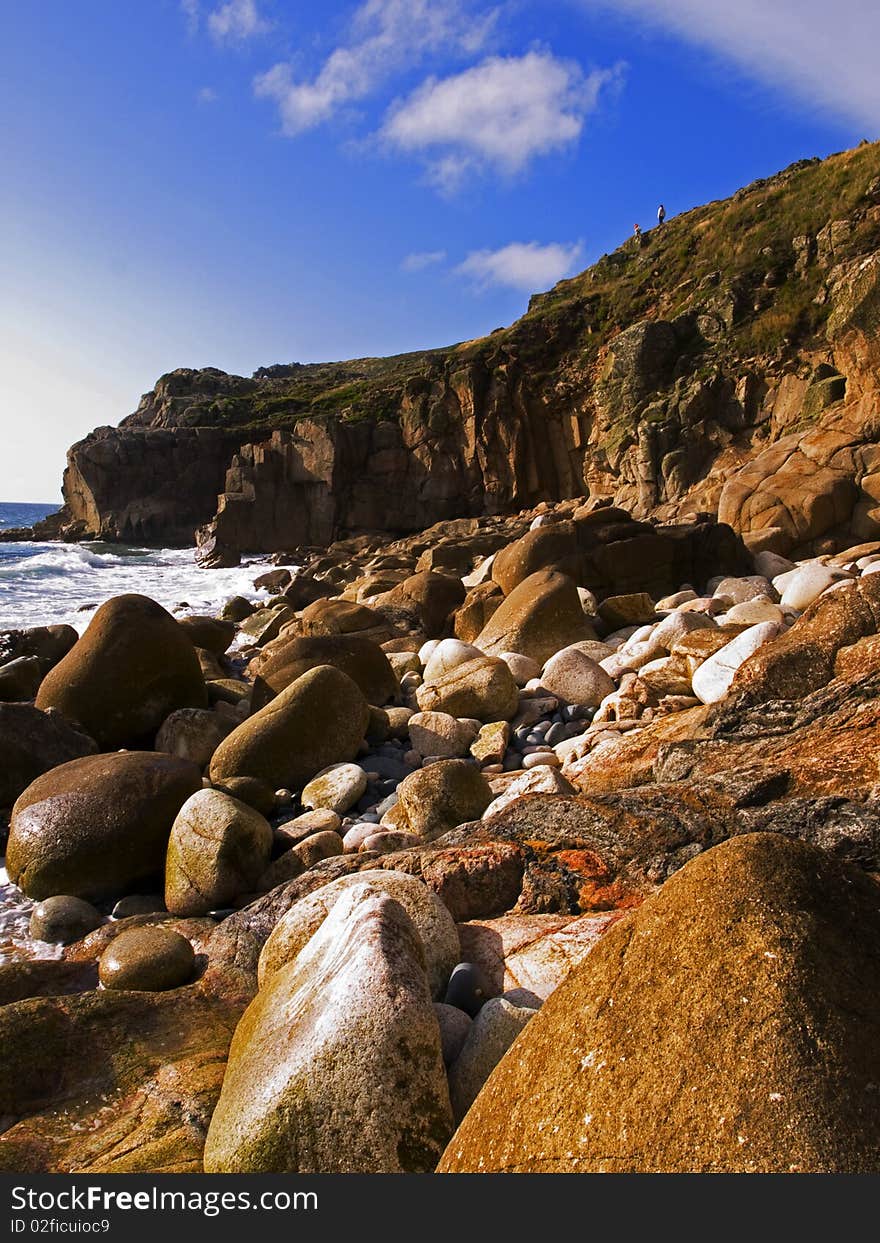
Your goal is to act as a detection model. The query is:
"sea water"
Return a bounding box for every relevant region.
[0,502,276,631]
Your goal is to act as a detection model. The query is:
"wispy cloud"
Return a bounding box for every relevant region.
[456,240,584,291]
[381,52,619,192]
[197,86,219,104]
[254,0,498,135]
[401,249,448,271]
[581,0,880,129]
[208,0,271,43]
[181,0,200,35]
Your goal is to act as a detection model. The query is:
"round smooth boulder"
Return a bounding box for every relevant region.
[448,996,537,1123]
[258,867,460,999]
[35,594,208,749]
[394,759,493,839]
[98,926,196,992]
[165,788,273,916]
[301,763,368,815]
[208,665,370,793]
[476,571,594,665]
[407,711,477,760]
[0,656,43,701]
[177,615,236,656]
[28,895,103,945]
[155,708,234,769]
[7,751,202,902]
[540,647,616,706]
[417,656,519,722]
[249,634,398,712]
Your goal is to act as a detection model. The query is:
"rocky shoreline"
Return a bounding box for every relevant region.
[2,499,880,1171]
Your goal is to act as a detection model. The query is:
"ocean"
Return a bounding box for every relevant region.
[0,501,276,632]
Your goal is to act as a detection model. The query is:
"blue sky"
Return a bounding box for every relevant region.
[1,0,877,502]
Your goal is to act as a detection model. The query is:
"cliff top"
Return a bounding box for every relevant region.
[119,140,880,438]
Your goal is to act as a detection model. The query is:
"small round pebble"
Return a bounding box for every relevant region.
[523,752,561,768]
[98,926,196,992]
[29,896,103,945]
[444,961,493,1017]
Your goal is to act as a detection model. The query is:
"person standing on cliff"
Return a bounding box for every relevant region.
[657,203,666,226]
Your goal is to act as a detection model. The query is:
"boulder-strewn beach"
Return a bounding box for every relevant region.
[4,497,880,1173]
[3,135,880,1175]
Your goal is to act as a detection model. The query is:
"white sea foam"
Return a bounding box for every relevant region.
[0,541,278,632]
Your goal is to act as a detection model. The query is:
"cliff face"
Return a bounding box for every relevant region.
[57,142,880,559]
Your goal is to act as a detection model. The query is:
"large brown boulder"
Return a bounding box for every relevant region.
[204,886,453,1172]
[492,523,579,595]
[475,571,594,665]
[208,665,369,792]
[249,633,398,710]
[296,597,392,642]
[35,595,207,748]
[439,833,880,1173]
[7,752,202,902]
[453,582,503,643]
[0,704,98,808]
[377,571,466,637]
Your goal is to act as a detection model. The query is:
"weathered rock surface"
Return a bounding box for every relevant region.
[439,834,880,1172]
[203,887,453,1173]
[257,868,459,998]
[476,572,594,665]
[394,760,493,839]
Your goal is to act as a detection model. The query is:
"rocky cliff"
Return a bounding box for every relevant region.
[51,141,880,560]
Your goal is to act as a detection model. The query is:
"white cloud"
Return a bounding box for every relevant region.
[581,0,880,129]
[402,249,448,271]
[254,0,498,135]
[381,52,619,190]
[208,0,271,42]
[456,240,584,291]
[198,86,219,104]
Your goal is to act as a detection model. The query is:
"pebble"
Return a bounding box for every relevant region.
[98,926,196,992]
[523,752,561,769]
[444,961,493,1017]
[29,896,103,945]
